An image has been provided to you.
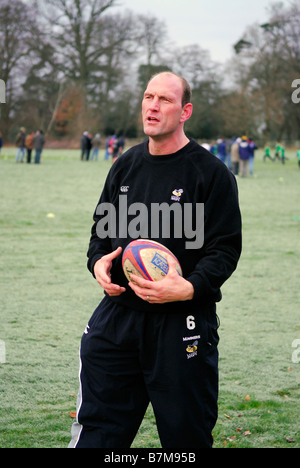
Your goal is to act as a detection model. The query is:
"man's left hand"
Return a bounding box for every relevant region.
[128,255,194,304]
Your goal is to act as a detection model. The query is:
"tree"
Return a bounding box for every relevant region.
[232,1,300,142]
[170,44,223,139]
[45,0,116,83]
[17,37,62,135]
[0,0,45,135]
[44,0,139,134]
[136,15,168,81]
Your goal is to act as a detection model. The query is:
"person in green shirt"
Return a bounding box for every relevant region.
[274,143,281,161]
[297,149,300,169]
[263,145,273,162]
[281,146,287,165]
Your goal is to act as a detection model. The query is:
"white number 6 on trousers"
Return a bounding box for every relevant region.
[186,315,196,330]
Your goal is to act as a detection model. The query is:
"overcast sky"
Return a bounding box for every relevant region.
[114,0,284,63]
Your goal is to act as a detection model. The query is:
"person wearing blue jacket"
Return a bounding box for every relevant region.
[239,136,251,177]
[248,138,258,175]
[217,138,226,163]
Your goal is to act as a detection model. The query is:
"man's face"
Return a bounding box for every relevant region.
[142,74,187,141]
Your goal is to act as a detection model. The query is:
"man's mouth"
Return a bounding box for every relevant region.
[147,116,159,122]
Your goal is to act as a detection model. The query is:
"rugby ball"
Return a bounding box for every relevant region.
[122,239,182,282]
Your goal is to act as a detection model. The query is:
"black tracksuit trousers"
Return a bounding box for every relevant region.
[69,296,219,449]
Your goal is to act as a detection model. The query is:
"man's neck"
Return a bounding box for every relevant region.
[148,133,190,156]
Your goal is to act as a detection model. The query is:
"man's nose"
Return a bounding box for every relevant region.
[150,96,160,111]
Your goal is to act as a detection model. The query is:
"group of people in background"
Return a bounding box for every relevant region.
[81,132,125,163]
[203,136,258,178]
[104,135,125,163]
[263,143,289,165]
[204,137,300,176]
[80,131,101,161]
[0,129,299,171]
[15,127,46,164]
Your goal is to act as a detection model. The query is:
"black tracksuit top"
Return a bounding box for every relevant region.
[87,139,242,313]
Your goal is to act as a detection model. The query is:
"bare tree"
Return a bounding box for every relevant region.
[45,0,122,85]
[0,0,44,133]
[232,1,300,141]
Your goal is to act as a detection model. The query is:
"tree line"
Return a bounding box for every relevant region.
[0,0,300,144]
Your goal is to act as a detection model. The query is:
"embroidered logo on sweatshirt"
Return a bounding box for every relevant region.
[186,340,198,359]
[171,189,184,202]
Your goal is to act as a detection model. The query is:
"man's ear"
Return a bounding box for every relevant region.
[180,103,193,123]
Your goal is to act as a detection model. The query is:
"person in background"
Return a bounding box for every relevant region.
[15,127,26,163]
[34,130,45,164]
[86,133,92,161]
[209,142,218,156]
[217,138,226,163]
[112,136,119,163]
[231,137,241,177]
[81,131,88,160]
[263,145,273,162]
[0,132,3,155]
[297,149,300,169]
[274,142,281,161]
[239,136,251,177]
[280,145,287,165]
[248,138,258,175]
[117,135,125,157]
[25,131,35,164]
[91,134,101,161]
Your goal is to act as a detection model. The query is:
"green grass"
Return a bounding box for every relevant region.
[0,146,299,448]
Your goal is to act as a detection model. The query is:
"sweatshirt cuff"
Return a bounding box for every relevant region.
[186,274,206,302]
[88,254,106,277]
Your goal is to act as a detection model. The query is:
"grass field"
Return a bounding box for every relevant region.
[0,145,299,448]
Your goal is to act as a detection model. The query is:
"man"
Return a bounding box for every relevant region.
[217,138,226,163]
[248,138,258,175]
[25,131,35,164]
[80,131,88,160]
[15,127,26,163]
[69,72,242,449]
[238,136,250,177]
[90,133,101,161]
[263,144,273,163]
[231,137,241,177]
[34,130,45,164]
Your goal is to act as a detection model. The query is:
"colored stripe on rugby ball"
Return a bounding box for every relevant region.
[122,239,182,282]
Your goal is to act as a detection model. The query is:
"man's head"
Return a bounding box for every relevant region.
[147,72,192,107]
[142,72,193,145]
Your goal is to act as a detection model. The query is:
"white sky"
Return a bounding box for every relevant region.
[114,0,283,63]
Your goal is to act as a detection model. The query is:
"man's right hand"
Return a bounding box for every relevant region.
[93,247,126,297]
